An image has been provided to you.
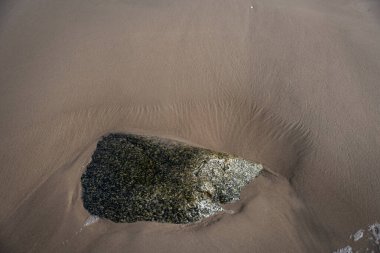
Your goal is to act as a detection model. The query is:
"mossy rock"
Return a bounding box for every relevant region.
[81,133,262,224]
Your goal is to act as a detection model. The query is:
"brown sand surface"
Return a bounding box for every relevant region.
[1,0,380,252]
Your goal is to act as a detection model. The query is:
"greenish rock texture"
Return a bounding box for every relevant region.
[81,133,263,224]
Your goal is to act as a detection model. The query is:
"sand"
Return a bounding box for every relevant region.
[0,0,379,252]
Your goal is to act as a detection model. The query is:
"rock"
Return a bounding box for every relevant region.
[81,133,263,224]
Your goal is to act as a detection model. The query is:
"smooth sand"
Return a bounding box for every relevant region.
[0,0,379,252]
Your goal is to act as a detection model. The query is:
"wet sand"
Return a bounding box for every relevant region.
[0,0,380,252]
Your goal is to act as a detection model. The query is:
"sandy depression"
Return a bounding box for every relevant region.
[1,0,380,252]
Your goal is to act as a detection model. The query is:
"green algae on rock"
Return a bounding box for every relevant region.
[81,133,263,224]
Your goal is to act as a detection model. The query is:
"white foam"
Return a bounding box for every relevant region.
[368,223,380,245]
[84,215,100,227]
[333,246,352,253]
[352,229,364,242]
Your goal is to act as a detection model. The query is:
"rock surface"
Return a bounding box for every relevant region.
[81,133,263,224]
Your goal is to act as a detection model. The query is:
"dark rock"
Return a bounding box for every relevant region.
[81,133,262,224]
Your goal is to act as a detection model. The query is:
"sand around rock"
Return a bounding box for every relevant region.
[1,0,380,252]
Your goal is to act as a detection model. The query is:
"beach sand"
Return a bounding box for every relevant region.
[0,0,379,252]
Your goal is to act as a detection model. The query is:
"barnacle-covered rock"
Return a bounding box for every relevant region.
[81,133,263,224]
